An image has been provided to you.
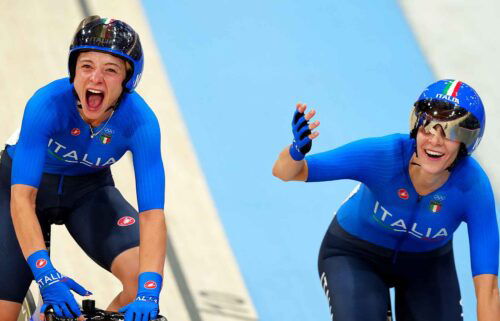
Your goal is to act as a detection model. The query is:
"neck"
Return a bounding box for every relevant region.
[78,106,114,128]
[409,153,450,195]
[89,111,113,128]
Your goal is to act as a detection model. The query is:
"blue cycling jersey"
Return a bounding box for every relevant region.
[306,134,499,276]
[7,78,165,212]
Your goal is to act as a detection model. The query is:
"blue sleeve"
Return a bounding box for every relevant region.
[463,169,499,276]
[11,92,57,187]
[305,134,407,184]
[129,108,165,213]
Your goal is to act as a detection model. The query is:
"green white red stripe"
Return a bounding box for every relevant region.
[443,80,463,97]
[100,135,111,144]
[430,201,442,213]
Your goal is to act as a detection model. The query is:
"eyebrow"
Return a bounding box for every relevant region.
[104,62,124,69]
[78,59,124,69]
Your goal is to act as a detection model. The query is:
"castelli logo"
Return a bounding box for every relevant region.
[71,128,81,136]
[117,216,136,227]
[36,259,47,269]
[398,188,409,200]
[144,281,157,289]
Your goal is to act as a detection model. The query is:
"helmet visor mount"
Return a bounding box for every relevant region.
[410,99,482,154]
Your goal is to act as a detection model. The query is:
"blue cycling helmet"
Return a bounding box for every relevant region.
[68,16,144,92]
[410,79,485,155]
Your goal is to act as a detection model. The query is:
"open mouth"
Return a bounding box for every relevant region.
[85,89,105,111]
[424,149,445,159]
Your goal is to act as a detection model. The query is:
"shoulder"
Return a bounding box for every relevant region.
[30,78,73,101]
[27,78,74,112]
[114,92,161,140]
[119,91,159,124]
[21,78,74,125]
[452,157,492,193]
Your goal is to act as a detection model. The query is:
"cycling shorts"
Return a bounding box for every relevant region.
[318,216,462,321]
[0,150,140,303]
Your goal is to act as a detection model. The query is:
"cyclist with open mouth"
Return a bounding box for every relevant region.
[273,80,499,321]
[0,16,166,321]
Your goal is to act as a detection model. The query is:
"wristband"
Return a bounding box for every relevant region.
[136,272,162,302]
[289,143,305,161]
[27,250,64,288]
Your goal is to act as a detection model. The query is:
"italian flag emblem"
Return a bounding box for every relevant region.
[100,134,111,144]
[442,80,463,97]
[429,200,442,213]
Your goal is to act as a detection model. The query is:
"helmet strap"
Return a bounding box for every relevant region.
[411,135,419,158]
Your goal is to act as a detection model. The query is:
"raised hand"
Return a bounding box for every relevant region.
[289,103,320,161]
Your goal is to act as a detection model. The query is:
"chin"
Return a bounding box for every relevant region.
[81,109,98,120]
[82,104,107,119]
[421,165,447,175]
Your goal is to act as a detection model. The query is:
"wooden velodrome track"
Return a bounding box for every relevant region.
[0,1,258,321]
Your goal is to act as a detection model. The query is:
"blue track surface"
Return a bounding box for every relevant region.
[143,1,481,320]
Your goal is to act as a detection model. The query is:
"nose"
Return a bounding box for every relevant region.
[428,126,445,145]
[89,68,104,83]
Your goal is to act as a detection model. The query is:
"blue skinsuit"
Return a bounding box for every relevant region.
[0,78,164,302]
[307,134,499,321]
[7,78,165,212]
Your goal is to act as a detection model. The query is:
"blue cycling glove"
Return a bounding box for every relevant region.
[289,109,312,160]
[27,250,92,318]
[119,272,162,321]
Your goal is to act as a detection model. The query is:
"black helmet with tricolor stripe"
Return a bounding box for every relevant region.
[68,15,144,92]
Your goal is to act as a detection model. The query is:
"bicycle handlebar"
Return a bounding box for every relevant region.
[42,299,168,321]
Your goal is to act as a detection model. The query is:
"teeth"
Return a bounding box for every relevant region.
[88,89,103,94]
[425,150,444,157]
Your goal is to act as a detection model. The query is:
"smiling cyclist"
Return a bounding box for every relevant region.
[273,80,500,321]
[0,16,166,321]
